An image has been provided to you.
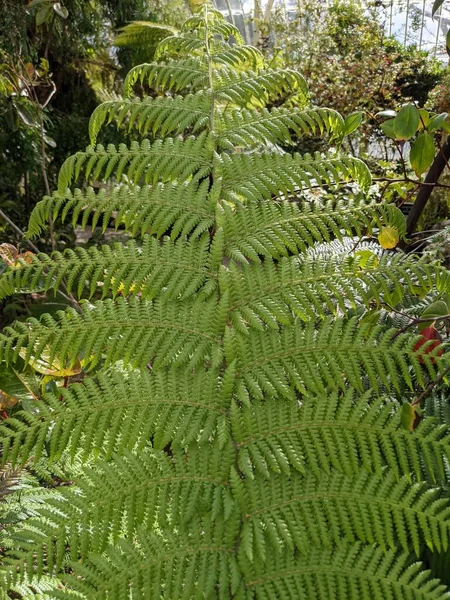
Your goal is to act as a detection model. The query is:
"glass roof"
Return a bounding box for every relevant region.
[213,0,450,60]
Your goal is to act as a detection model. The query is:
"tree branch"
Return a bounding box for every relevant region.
[405,135,450,239]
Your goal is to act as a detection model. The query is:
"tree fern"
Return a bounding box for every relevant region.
[0,4,450,598]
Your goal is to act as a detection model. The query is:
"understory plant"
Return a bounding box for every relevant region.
[1,5,450,598]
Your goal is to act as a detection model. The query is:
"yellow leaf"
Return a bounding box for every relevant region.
[19,346,82,377]
[0,391,18,410]
[378,226,399,249]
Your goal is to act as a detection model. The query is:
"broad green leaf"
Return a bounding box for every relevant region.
[380,118,396,139]
[418,300,449,330]
[410,132,435,176]
[343,111,363,135]
[418,109,429,130]
[428,113,448,132]
[27,0,52,8]
[36,4,53,26]
[393,104,420,140]
[432,0,445,17]
[401,402,416,432]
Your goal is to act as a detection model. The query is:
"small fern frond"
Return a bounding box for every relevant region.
[232,388,450,483]
[0,369,228,465]
[234,318,437,398]
[0,297,222,372]
[214,68,309,107]
[217,107,344,149]
[241,469,450,559]
[211,45,265,70]
[227,253,435,330]
[114,21,175,54]
[0,446,234,581]
[124,58,208,96]
[223,199,399,261]
[0,235,214,301]
[27,179,215,240]
[1,575,66,599]
[58,526,239,600]
[219,152,371,206]
[89,92,211,144]
[181,7,242,39]
[244,542,449,600]
[57,133,212,192]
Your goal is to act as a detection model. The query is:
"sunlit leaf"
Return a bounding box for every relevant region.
[393,104,419,140]
[428,113,448,132]
[380,118,396,139]
[400,402,416,432]
[378,226,399,249]
[410,132,435,176]
[343,111,363,136]
[19,346,82,377]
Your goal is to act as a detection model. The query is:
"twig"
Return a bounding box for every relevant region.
[0,209,39,253]
[0,209,81,313]
[405,136,450,239]
[39,81,57,251]
[411,365,450,406]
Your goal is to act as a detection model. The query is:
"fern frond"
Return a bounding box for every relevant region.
[214,68,309,107]
[1,445,235,581]
[57,526,240,600]
[426,393,450,426]
[2,4,450,597]
[0,235,214,301]
[240,469,450,559]
[113,21,175,53]
[234,318,437,398]
[1,575,67,599]
[223,199,400,261]
[0,296,222,371]
[219,152,371,205]
[232,388,450,483]
[244,542,449,599]
[124,58,208,96]
[57,133,212,192]
[181,8,243,42]
[0,369,228,465]
[27,179,215,240]
[89,92,211,144]
[227,253,435,330]
[217,107,344,149]
[154,34,208,60]
[211,45,265,70]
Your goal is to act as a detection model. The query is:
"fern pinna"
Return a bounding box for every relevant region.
[0,5,450,599]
